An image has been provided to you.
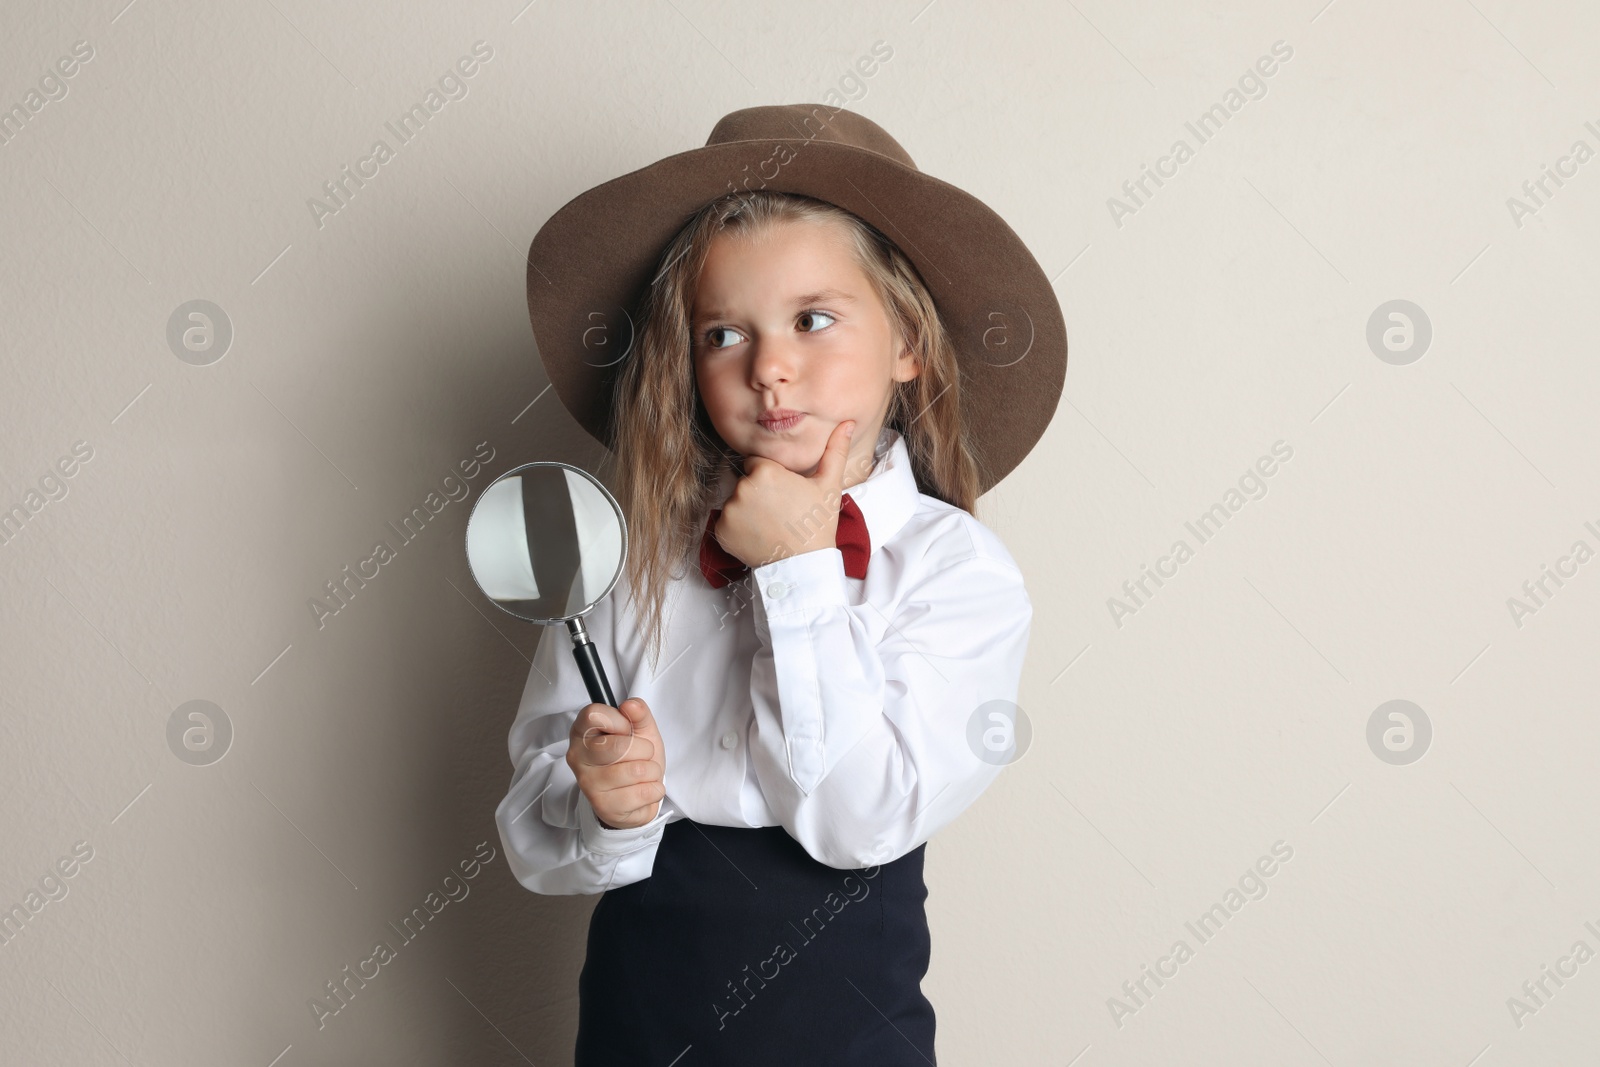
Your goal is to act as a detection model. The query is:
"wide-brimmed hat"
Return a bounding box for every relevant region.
[525,103,1066,494]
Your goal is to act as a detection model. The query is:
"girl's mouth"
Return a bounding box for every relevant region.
[757,412,805,433]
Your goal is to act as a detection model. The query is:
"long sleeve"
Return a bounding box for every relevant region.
[493,592,675,896]
[745,528,1033,870]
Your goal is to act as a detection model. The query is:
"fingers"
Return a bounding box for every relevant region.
[588,753,664,794]
[587,763,666,829]
[577,727,655,768]
[570,713,664,828]
[570,702,653,768]
[577,702,630,737]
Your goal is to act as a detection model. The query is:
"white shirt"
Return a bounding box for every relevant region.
[493,427,1033,896]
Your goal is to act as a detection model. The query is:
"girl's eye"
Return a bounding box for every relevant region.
[701,311,835,349]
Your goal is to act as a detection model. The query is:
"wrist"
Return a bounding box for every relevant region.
[595,801,660,831]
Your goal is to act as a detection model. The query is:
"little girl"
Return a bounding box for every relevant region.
[496,104,1065,1065]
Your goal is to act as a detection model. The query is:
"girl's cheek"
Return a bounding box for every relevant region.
[812,332,861,366]
[699,376,742,419]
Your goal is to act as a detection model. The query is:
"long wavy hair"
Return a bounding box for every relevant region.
[601,190,982,668]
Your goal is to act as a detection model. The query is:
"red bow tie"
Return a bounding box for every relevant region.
[700,493,871,588]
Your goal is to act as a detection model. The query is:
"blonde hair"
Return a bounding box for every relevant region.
[602,190,981,668]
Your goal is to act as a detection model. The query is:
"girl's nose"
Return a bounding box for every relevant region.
[748,335,798,390]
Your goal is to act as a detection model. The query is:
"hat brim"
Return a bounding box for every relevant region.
[526,135,1066,495]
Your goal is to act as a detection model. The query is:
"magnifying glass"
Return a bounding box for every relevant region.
[463,461,627,709]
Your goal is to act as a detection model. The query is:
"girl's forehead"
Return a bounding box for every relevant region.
[697,219,864,289]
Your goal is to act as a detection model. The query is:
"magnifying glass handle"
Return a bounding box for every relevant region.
[566,617,617,708]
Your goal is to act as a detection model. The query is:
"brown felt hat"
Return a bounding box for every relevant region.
[525,103,1067,495]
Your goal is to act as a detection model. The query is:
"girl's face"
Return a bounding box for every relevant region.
[690,217,920,488]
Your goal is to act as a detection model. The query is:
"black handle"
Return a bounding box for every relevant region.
[570,632,616,708]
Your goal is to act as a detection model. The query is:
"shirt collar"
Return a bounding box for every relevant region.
[712,426,920,556]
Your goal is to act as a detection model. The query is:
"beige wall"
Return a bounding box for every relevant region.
[4,1,1600,1063]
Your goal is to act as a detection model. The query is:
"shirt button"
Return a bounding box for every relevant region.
[767,580,788,599]
[720,731,738,749]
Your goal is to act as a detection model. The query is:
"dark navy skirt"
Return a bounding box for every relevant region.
[575,817,937,1065]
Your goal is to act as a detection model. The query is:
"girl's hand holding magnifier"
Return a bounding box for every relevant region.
[567,698,667,830]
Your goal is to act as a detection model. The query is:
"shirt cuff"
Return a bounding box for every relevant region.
[751,546,850,626]
[576,790,671,856]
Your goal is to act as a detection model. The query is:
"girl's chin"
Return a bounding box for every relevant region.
[737,441,817,475]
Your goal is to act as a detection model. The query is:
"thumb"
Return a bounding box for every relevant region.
[619,697,653,729]
[810,419,855,490]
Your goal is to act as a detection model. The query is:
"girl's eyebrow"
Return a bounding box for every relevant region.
[792,288,857,307]
[692,289,857,325]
